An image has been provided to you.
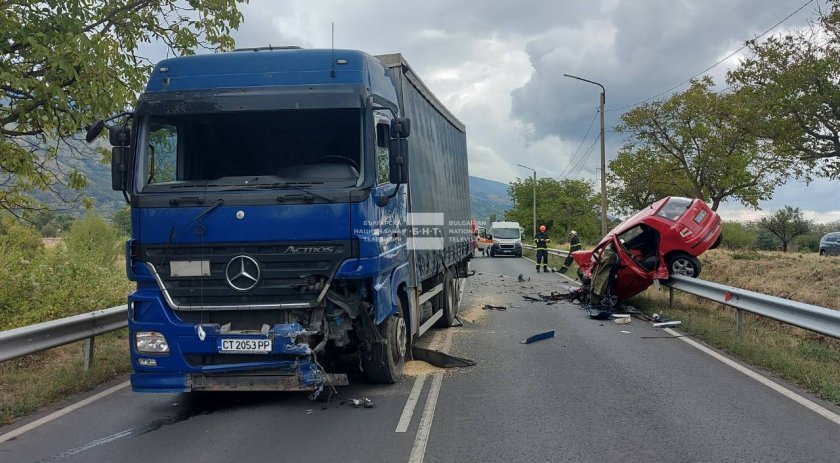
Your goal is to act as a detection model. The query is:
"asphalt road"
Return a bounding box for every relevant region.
[2,255,840,462]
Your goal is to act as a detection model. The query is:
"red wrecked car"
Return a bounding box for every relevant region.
[572,197,722,304]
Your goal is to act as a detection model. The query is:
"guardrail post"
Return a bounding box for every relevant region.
[669,287,674,308]
[736,309,744,337]
[84,337,95,370]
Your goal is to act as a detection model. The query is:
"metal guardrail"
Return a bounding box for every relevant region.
[664,275,840,339]
[522,244,569,258]
[0,305,127,366]
[2,270,838,369]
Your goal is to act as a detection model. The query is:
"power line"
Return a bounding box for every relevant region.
[567,137,599,179]
[558,108,598,178]
[607,0,816,112]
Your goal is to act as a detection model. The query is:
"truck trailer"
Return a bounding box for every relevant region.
[89,48,472,393]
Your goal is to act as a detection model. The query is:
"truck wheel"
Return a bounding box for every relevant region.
[435,272,458,327]
[666,252,701,278]
[363,298,407,384]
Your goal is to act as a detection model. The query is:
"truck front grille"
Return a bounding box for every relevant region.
[140,241,355,310]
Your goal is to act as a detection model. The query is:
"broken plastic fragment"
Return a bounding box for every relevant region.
[653,321,682,327]
[520,330,555,344]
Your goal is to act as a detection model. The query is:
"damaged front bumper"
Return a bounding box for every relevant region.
[131,322,347,393]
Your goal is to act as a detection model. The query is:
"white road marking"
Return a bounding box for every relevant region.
[664,328,840,426]
[0,380,130,444]
[396,376,427,433]
[402,278,466,461]
[408,371,443,463]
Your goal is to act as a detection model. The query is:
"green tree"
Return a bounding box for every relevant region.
[728,1,840,179]
[507,177,599,242]
[720,221,756,249]
[758,206,811,253]
[607,147,691,215]
[615,78,792,211]
[0,0,245,215]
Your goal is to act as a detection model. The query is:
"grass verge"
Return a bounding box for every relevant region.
[0,330,131,425]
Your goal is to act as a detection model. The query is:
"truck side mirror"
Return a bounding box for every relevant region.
[390,117,411,138]
[389,138,409,184]
[108,125,131,191]
[111,146,128,191]
[85,120,105,142]
[108,125,131,147]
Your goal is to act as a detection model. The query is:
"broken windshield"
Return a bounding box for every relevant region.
[137,108,362,191]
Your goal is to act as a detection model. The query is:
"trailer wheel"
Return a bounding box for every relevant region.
[435,272,458,327]
[363,298,406,384]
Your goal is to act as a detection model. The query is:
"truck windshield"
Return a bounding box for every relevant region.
[137,108,361,190]
[493,228,520,239]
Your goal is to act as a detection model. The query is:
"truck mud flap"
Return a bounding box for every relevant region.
[189,373,349,391]
[411,346,476,368]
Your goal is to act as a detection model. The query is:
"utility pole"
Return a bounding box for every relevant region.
[564,74,608,237]
[517,164,536,237]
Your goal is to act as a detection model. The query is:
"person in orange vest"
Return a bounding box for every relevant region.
[534,224,550,272]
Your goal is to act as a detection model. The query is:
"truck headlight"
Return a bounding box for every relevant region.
[135,331,170,353]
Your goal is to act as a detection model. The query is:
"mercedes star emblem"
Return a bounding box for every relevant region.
[225,255,261,291]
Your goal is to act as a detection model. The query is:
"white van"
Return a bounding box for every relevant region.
[489,221,523,257]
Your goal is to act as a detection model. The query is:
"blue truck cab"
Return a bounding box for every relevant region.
[92,48,472,393]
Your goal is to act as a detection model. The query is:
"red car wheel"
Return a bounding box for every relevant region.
[666,252,701,278]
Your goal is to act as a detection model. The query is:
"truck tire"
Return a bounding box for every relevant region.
[435,272,458,327]
[362,298,407,384]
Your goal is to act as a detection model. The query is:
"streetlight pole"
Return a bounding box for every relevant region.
[517,164,536,238]
[563,73,608,237]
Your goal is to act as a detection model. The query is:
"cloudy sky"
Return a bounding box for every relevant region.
[154,0,839,223]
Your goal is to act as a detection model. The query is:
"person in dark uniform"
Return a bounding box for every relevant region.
[559,230,581,273]
[534,225,550,272]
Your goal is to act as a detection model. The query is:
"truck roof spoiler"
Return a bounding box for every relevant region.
[233,46,303,52]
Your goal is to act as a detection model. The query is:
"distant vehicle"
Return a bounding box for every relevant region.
[488,221,523,257]
[572,197,722,302]
[819,232,840,256]
[472,220,493,255]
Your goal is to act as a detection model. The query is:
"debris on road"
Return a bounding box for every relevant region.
[522,295,541,302]
[482,304,508,311]
[653,321,682,327]
[614,317,632,325]
[349,398,375,408]
[517,274,530,282]
[587,309,615,320]
[620,330,632,334]
[520,330,555,344]
[412,346,477,368]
